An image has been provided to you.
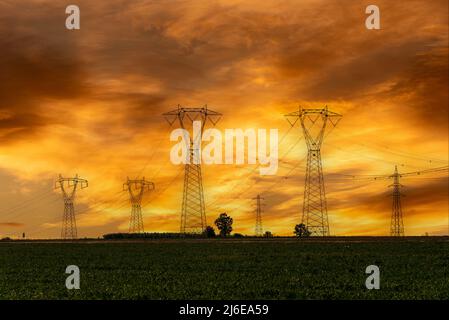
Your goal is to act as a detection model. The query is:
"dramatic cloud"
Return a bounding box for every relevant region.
[0,222,24,227]
[0,0,447,238]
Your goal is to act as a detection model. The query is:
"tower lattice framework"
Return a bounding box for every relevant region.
[253,194,264,236]
[124,177,155,234]
[55,174,88,239]
[390,165,404,236]
[285,106,341,236]
[163,105,222,233]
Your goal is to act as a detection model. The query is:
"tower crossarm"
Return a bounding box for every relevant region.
[285,106,342,150]
[123,177,155,204]
[163,105,222,129]
[55,174,88,200]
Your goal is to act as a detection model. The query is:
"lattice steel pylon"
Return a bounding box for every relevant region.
[390,166,405,236]
[285,106,341,236]
[163,105,222,234]
[55,174,88,239]
[123,177,155,233]
[253,194,264,236]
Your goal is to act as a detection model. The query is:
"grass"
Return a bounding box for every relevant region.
[0,237,448,299]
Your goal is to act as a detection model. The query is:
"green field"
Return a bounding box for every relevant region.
[0,237,448,300]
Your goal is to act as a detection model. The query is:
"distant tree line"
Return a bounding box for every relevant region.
[103,213,312,239]
[103,232,200,239]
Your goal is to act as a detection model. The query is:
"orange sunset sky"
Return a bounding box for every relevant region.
[0,0,448,238]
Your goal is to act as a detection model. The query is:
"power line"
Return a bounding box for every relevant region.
[205,126,299,211]
[326,166,449,181]
[0,189,56,216]
[332,126,448,165]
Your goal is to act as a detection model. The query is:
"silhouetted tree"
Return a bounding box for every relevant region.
[294,223,311,237]
[264,231,273,238]
[203,226,216,238]
[214,213,233,237]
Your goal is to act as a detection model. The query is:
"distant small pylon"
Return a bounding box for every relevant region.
[123,177,155,233]
[55,174,88,239]
[390,166,404,236]
[253,194,264,236]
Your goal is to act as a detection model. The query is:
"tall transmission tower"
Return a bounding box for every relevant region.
[163,105,222,233]
[390,165,405,236]
[253,194,264,236]
[285,106,341,236]
[55,174,88,239]
[123,177,155,233]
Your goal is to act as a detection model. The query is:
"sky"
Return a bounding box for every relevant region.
[0,0,447,238]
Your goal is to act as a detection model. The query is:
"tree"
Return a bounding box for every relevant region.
[203,226,216,238]
[294,223,311,237]
[214,213,233,237]
[264,231,273,238]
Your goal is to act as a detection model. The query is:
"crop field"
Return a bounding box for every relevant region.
[0,237,448,300]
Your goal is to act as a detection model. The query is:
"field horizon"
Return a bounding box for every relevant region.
[1,235,449,243]
[1,237,448,300]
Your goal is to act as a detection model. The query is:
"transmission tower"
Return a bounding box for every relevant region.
[253,194,264,236]
[163,105,222,233]
[123,177,155,233]
[55,174,88,239]
[390,165,404,236]
[285,106,341,236]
